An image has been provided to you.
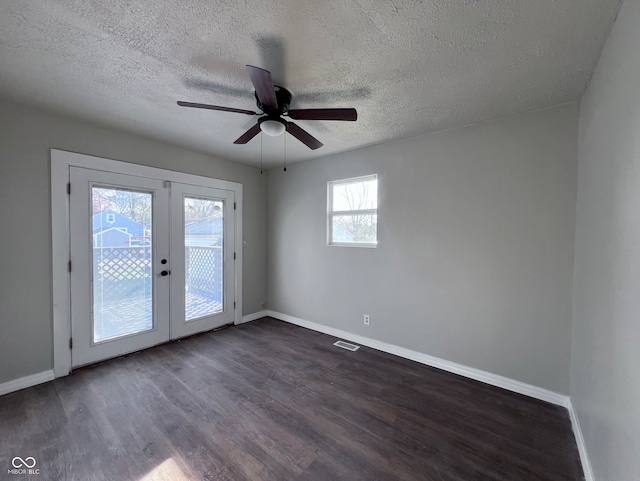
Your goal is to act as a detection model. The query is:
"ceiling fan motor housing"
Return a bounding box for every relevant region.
[255,86,292,115]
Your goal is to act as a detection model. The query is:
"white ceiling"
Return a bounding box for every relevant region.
[0,0,620,169]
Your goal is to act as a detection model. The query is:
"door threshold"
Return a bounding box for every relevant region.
[71,322,234,373]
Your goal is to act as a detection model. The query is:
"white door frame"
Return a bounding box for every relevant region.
[51,149,243,378]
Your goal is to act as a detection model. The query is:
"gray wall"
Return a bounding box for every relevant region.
[268,103,578,394]
[0,99,268,384]
[572,0,640,478]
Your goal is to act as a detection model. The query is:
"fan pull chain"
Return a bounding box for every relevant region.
[260,133,263,174]
[284,132,287,172]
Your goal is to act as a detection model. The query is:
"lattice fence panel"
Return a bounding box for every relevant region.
[92,246,223,304]
[93,247,152,299]
[185,246,223,303]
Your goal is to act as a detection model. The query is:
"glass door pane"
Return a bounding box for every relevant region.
[70,166,170,368]
[170,183,235,339]
[184,197,224,320]
[92,187,153,342]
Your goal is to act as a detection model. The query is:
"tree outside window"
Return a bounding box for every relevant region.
[328,175,378,246]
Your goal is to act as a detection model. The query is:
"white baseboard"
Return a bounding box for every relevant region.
[0,370,55,397]
[567,399,594,481]
[266,310,569,407]
[238,310,269,325]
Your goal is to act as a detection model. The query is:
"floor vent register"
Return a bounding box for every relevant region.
[333,340,360,351]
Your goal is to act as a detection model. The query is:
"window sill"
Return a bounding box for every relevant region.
[328,242,377,248]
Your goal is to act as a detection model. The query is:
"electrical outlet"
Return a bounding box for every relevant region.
[364,314,370,326]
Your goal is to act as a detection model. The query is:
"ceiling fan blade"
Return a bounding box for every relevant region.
[287,108,358,121]
[177,101,258,116]
[233,124,262,144]
[287,122,324,150]
[245,65,278,110]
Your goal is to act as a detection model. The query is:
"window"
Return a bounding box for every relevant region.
[328,174,378,246]
[106,213,115,223]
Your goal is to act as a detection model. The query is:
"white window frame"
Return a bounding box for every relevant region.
[327,174,378,248]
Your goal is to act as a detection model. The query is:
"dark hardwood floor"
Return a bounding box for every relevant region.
[0,317,583,481]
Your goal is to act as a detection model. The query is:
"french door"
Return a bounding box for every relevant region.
[69,166,235,367]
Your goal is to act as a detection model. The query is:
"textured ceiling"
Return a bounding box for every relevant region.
[0,0,620,168]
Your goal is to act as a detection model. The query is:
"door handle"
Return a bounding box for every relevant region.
[160,270,171,276]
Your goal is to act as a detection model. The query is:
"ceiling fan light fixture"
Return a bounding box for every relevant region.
[260,119,287,137]
[179,65,355,149]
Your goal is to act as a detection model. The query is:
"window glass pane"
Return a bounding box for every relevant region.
[92,187,153,342]
[332,177,377,211]
[332,214,377,244]
[184,197,224,321]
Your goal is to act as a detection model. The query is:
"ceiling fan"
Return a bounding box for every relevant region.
[177,65,358,150]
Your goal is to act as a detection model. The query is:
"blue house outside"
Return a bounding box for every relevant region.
[93,210,147,247]
[93,227,132,248]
